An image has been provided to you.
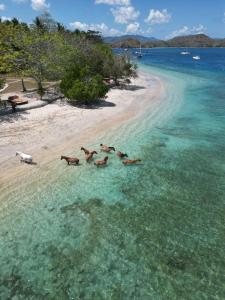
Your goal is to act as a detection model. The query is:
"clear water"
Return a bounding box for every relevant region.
[1,48,225,299]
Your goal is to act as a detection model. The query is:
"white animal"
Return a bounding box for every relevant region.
[16,151,33,163]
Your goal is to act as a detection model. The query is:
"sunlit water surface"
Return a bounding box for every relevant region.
[0,48,225,299]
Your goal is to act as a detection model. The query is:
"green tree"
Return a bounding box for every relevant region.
[0,13,137,103]
[0,20,30,92]
[61,74,108,104]
[13,25,71,98]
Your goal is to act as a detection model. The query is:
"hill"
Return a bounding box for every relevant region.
[104,35,157,44]
[166,34,214,47]
[109,34,225,48]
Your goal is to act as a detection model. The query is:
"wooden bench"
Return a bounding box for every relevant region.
[8,95,28,105]
[8,95,29,112]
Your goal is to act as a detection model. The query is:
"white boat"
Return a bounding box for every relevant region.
[136,43,142,58]
[193,55,200,60]
[181,50,190,55]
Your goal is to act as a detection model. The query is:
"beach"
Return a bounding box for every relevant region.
[0,0,224,295]
[0,49,225,299]
[0,70,165,188]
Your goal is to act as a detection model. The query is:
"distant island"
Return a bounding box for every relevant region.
[104,34,225,48]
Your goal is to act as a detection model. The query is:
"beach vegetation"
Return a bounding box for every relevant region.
[0,13,137,103]
[61,74,109,104]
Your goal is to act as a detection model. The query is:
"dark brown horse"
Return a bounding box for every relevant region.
[100,144,115,152]
[61,156,79,165]
[81,147,90,155]
[117,151,128,158]
[94,156,108,167]
[86,151,98,162]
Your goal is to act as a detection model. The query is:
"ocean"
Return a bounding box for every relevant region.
[0,48,225,299]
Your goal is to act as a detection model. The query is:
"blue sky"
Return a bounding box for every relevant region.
[1,0,225,39]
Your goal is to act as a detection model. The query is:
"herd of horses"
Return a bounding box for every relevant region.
[62,144,141,167]
[16,144,141,167]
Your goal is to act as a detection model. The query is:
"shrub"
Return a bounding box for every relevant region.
[60,74,109,105]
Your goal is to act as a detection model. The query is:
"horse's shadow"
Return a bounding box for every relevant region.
[123,163,144,167]
[95,164,109,168]
[70,100,116,110]
[65,163,83,167]
[113,84,146,91]
[23,161,38,165]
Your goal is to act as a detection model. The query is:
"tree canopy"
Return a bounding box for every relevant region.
[0,14,137,103]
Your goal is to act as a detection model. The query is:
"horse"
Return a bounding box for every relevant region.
[94,156,108,167]
[81,147,90,155]
[122,159,141,165]
[61,156,79,165]
[16,151,33,163]
[117,151,128,158]
[100,144,115,153]
[86,151,98,162]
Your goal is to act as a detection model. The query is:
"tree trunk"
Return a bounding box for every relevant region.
[37,81,44,100]
[21,78,27,92]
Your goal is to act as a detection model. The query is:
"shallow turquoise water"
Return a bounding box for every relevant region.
[0,49,225,299]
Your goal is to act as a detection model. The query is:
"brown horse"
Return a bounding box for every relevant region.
[86,151,98,162]
[100,144,115,152]
[122,159,141,165]
[61,156,79,165]
[117,151,128,158]
[94,156,108,167]
[81,147,90,155]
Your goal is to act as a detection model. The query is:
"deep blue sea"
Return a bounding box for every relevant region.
[0,48,225,299]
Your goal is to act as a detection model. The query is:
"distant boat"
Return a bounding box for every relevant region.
[136,43,142,58]
[193,55,200,60]
[181,50,190,55]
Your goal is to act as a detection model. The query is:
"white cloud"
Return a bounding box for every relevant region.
[191,24,206,34]
[169,26,189,38]
[69,21,88,31]
[31,0,50,11]
[95,0,130,5]
[111,6,140,24]
[0,3,5,11]
[167,24,207,39]
[1,16,12,21]
[126,22,139,33]
[145,9,171,24]
[69,21,121,36]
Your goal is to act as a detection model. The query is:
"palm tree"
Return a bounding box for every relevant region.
[11,18,19,26]
[34,17,45,31]
[57,22,65,33]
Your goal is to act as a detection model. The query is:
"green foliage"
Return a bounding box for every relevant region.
[61,74,109,104]
[60,41,136,104]
[0,78,5,89]
[0,13,137,104]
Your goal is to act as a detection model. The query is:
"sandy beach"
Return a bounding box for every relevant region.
[0,70,165,188]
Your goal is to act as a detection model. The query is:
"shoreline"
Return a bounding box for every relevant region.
[0,69,166,190]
